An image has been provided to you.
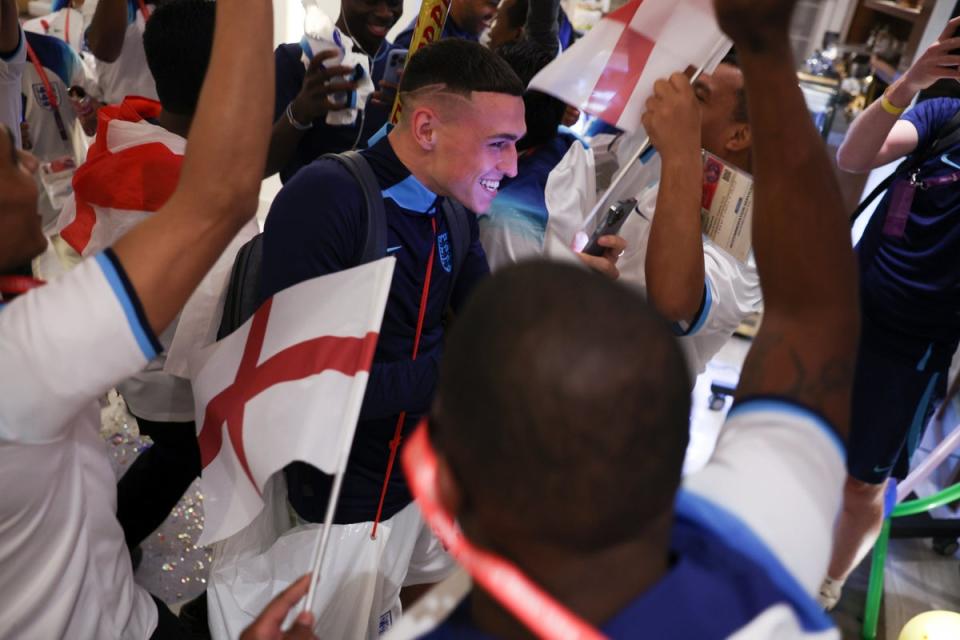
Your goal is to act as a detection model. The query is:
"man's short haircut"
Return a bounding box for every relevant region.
[432,262,692,550]
[398,39,524,99]
[496,39,566,150]
[143,0,216,115]
[720,49,749,124]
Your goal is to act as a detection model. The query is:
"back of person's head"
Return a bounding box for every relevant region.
[398,39,524,100]
[143,0,216,115]
[431,261,692,551]
[486,0,527,49]
[496,39,566,150]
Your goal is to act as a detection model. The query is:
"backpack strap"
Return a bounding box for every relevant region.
[440,198,471,306]
[850,107,960,225]
[216,233,264,340]
[322,151,388,264]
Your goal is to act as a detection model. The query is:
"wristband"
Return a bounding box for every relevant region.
[285,102,313,131]
[881,93,907,117]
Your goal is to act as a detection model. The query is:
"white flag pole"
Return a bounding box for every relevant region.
[301,260,396,615]
[579,38,732,234]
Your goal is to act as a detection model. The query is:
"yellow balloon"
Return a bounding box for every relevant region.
[899,611,960,640]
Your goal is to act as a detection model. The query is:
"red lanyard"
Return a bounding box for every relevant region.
[136,0,151,22]
[402,422,608,640]
[371,215,438,539]
[0,275,45,301]
[24,40,69,142]
[64,9,70,45]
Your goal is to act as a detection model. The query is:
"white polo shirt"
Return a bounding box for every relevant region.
[0,250,161,639]
[619,181,763,376]
[94,2,158,105]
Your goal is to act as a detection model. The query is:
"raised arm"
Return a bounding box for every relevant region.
[718,0,859,435]
[642,73,706,323]
[837,16,960,173]
[111,0,273,334]
[86,0,130,63]
[0,0,18,55]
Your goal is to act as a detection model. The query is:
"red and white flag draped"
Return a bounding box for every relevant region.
[192,259,395,546]
[58,97,183,256]
[530,0,730,132]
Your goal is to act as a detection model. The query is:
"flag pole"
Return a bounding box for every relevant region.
[300,261,396,616]
[580,39,732,233]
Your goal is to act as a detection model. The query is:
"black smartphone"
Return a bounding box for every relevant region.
[582,198,637,257]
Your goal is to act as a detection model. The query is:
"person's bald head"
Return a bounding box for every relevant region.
[430,262,692,552]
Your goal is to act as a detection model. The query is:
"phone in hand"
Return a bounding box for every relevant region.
[382,49,408,89]
[582,198,637,257]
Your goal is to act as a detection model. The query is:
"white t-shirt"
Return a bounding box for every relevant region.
[95,3,158,105]
[619,181,763,376]
[0,27,26,148]
[23,8,87,53]
[388,398,845,639]
[0,250,160,639]
[479,133,596,272]
[19,31,99,227]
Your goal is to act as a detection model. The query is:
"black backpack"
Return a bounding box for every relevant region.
[850,107,960,225]
[217,151,471,339]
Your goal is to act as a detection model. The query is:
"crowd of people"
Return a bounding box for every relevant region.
[1,0,959,637]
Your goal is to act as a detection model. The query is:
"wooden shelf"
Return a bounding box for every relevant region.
[863,0,923,22]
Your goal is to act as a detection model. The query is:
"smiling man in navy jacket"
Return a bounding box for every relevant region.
[258,38,524,632]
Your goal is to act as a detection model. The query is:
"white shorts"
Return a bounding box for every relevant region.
[206,476,455,640]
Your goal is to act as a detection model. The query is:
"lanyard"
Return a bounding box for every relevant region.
[0,275,45,301]
[64,9,70,45]
[371,215,438,539]
[402,422,608,640]
[24,40,70,142]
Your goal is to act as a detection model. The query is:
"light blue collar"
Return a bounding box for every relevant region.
[382,173,439,215]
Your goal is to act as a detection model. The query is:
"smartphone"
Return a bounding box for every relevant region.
[582,198,637,257]
[382,49,408,88]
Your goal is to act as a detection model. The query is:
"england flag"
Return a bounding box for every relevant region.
[530,0,730,132]
[192,258,395,546]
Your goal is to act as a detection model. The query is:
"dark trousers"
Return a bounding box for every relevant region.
[117,416,201,548]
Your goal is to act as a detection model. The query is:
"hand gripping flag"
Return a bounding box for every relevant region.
[529,0,730,132]
[57,96,184,255]
[193,258,395,547]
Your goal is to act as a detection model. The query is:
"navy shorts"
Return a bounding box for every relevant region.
[847,325,953,485]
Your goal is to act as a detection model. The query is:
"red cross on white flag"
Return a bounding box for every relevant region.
[530,0,730,132]
[192,258,395,547]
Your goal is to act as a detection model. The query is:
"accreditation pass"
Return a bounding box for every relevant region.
[700,150,754,263]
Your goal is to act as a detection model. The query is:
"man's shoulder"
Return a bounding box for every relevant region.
[265,156,374,242]
[904,97,960,143]
[391,21,416,48]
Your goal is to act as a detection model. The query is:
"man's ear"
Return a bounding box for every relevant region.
[726,122,752,153]
[411,106,439,151]
[436,453,463,518]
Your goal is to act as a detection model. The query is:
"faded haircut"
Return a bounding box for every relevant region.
[398,38,524,100]
[431,261,692,550]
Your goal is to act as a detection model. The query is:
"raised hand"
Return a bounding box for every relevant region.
[641,72,701,164]
[290,50,359,124]
[896,16,960,96]
[711,0,797,50]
